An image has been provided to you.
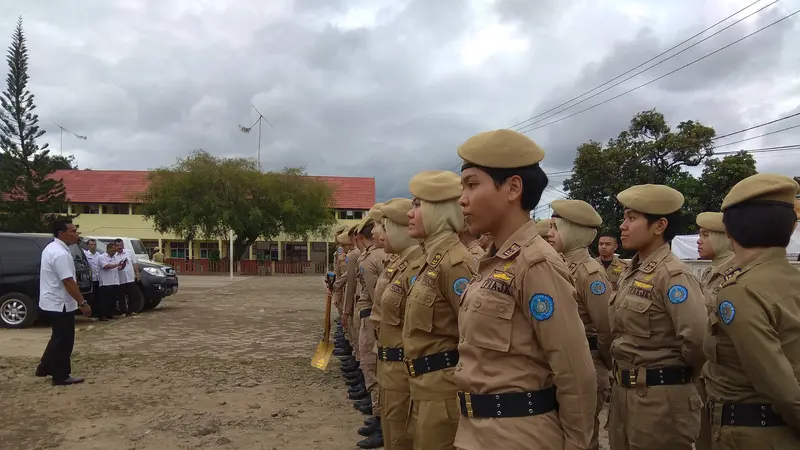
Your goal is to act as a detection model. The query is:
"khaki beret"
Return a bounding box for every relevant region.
[409,170,462,202]
[721,173,800,211]
[381,198,412,226]
[347,223,359,235]
[696,212,725,233]
[458,129,545,169]
[336,232,351,245]
[617,184,684,215]
[356,217,374,234]
[535,219,552,237]
[551,199,602,228]
[368,203,384,222]
[333,224,348,235]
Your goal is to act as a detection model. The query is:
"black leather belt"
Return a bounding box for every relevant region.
[614,366,692,388]
[587,335,598,351]
[359,308,371,319]
[457,386,557,418]
[404,350,459,377]
[711,401,786,427]
[378,346,404,362]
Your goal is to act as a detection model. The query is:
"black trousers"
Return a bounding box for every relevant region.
[99,285,119,318]
[89,281,100,317]
[119,282,135,314]
[37,307,76,382]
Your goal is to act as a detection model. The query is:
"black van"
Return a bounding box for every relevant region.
[0,233,93,328]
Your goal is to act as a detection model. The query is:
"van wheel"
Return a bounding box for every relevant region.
[128,285,145,314]
[0,293,38,328]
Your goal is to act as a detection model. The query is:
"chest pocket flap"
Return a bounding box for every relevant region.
[407,288,436,332]
[382,286,404,326]
[622,296,652,338]
[465,294,515,352]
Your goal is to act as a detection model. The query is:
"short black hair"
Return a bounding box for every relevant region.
[462,163,548,212]
[724,202,796,248]
[86,238,96,244]
[106,242,116,249]
[359,222,374,238]
[114,238,123,244]
[599,233,618,243]
[52,217,73,237]
[643,211,682,242]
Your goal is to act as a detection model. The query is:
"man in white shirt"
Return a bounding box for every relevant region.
[97,242,125,321]
[35,218,91,386]
[83,239,101,318]
[115,238,140,315]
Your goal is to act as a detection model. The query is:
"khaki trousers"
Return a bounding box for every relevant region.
[709,406,800,449]
[408,398,459,450]
[381,386,413,450]
[608,381,702,450]
[358,315,379,415]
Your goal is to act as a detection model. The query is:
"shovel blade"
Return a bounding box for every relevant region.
[311,339,334,370]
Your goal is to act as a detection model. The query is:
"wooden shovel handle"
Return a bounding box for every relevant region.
[323,291,332,343]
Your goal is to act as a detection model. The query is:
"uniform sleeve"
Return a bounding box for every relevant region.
[717,284,800,429]
[363,255,382,305]
[583,270,613,369]
[522,261,596,450]
[343,255,359,315]
[441,259,476,312]
[54,252,75,281]
[332,257,348,292]
[662,272,707,374]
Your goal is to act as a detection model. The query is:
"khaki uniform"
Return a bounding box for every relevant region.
[455,222,597,450]
[702,247,800,449]
[597,255,628,292]
[564,247,612,450]
[371,253,399,337]
[466,240,485,263]
[403,234,476,450]
[357,244,385,416]
[699,252,735,314]
[332,246,347,314]
[378,245,425,450]
[343,248,362,354]
[608,243,707,449]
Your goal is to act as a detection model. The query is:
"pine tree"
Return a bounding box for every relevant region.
[0,17,71,232]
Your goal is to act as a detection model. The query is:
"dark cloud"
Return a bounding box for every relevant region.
[0,0,796,204]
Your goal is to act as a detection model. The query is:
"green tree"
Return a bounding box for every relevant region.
[0,17,71,232]
[138,149,337,261]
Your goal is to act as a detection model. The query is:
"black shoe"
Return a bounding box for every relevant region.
[358,418,380,436]
[345,376,364,387]
[348,384,366,396]
[341,362,360,372]
[339,355,356,365]
[52,376,85,386]
[357,428,383,449]
[349,389,369,400]
[34,366,50,377]
[364,416,378,426]
[333,347,352,357]
[344,369,362,379]
[358,404,373,416]
[354,397,371,407]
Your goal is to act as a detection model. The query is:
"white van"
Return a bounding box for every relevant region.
[81,235,151,262]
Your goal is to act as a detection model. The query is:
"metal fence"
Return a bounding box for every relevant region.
[164,258,327,275]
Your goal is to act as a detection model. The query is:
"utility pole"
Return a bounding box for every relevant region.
[238,104,272,172]
[53,122,87,156]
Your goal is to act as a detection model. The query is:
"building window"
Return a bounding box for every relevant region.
[170,241,187,259]
[101,204,129,215]
[81,204,100,214]
[53,203,69,214]
[131,204,145,215]
[353,210,363,219]
[141,240,159,257]
[198,242,219,259]
[270,244,279,261]
[312,242,327,251]
[339,210,364,220]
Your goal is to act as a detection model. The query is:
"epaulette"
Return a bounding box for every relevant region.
[583,259,600,275]
[663,257,690,276]
[522,237,547,268]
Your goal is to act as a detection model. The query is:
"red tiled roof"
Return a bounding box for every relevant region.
[48,170,375,210]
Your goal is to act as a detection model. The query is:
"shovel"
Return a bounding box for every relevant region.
[311,272,336,370]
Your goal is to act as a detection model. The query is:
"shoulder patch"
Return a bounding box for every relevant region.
[667,284,688,304]
[430,253,443,267]
[410,275,417,286]
[590,280,606,295]
[453,277,469,296]
[345,256,349,264]
[718,300,735,325]
[337,247,343,254]
[501,243,522,259]
[529,293,554,321]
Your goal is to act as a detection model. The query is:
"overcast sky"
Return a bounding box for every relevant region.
[2,0,799,204]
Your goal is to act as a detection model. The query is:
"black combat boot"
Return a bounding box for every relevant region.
[357,422,383,449]
[358,417,380,436]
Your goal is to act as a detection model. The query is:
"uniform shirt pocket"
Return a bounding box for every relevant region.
[382,289,404,327]
[406,289,436,333]
[621,296,652,338]
[703,312,720,363]
[464,293,515,353]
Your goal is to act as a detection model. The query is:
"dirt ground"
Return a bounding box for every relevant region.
[0,276,610,450]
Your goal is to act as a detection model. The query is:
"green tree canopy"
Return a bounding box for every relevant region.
[0,17,72,232]
[563,109,756,239]
[138,149,338,261]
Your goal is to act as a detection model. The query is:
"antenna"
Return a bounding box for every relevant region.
[238,104,273,172]
[53,121,88,156]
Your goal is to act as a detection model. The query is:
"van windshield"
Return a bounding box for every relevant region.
[130,239,147,255]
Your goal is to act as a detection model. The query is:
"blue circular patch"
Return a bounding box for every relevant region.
[453,277,469,296]
[668,285,688,304]
[337,247,343,254]
[410,276,417,286]
[529,294,554,321]
[359,266,365,274]
[719,301,735,325]
[345,256,349,264]
[590,280,606,295]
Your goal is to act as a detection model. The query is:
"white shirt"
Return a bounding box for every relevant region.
[97,252,121,287]
[83,249,101,281]
[39,238,78,313]
[118,249,138,284]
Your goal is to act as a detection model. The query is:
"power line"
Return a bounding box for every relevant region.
[715,124,800,148]
[515,8,800,135]
[511,0,777,133]
[713,111,800,140]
